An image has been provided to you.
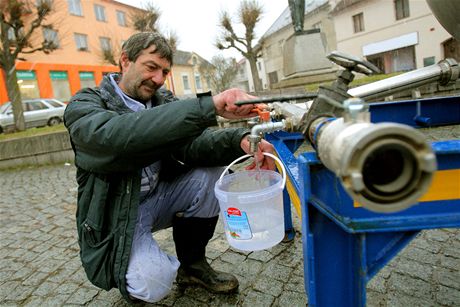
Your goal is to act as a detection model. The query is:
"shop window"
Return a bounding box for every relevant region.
[353,13,364,33]
[16,71,40,99]
[366,46,415,74]
[79,72,96,88]
[50,71,71,102]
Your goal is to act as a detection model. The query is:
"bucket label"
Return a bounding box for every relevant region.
[225,208,252,240]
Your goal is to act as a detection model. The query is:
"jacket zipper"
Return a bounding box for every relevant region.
[118,177,133,289]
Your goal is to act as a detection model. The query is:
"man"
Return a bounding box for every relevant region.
[64,32,275,303]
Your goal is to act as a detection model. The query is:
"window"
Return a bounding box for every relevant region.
[268,71,278,85]
[43,27,59,48]
[94,4,106,22]
[74,33,88,51]
[68,0,82,16]
[182,75,190,90]
[99,37,112,52]
[423,56,435,67]
[352,13,364,33]
[79,72,96,88]
[50,71,71,102]
[192,57,197,65]
[116,10,127,26]
[7,28,15,41]
[27,100,47,111]
[16,71,40,99]
[194,74,202,89]
[257,62,262,71]
[394,0,410,20]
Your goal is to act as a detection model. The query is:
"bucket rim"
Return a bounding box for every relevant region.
[214,169,284,196]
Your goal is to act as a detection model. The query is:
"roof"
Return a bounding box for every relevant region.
[330,0,366,14]
[261,0,329,39]
[173,50,211,66]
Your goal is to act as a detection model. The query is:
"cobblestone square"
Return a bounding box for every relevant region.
[0,164,459,306]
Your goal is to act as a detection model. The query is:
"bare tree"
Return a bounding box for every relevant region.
[0,0,58,132]
[100,2,178,65]
[216,0,263,92]
[199,55,238,93]
[130,2,160,32]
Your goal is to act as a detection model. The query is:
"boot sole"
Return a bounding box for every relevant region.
[177,274,239,294]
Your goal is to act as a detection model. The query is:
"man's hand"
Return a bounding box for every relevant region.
[212,88,265,119]
[240,137,276,171]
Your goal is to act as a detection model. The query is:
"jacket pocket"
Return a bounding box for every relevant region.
[78,176,118,290]
[80,219,118,290]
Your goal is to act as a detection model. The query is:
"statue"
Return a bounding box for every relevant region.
[288,0,305,33]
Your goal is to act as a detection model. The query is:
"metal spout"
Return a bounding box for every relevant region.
[249,121,286,153]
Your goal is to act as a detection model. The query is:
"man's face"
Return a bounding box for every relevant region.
[118,45,171,102]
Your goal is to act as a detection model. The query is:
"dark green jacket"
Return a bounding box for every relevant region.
[64,75,248,301]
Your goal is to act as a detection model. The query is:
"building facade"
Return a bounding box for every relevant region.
[258,0,338,89]
[0,0,143,104]
[170,50,212,99]
[0,0,211,104]
[331,0,458,73]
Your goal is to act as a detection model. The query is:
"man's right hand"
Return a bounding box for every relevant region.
[212,88,265,119]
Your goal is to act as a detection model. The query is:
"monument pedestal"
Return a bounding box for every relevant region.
[283,30,332,77]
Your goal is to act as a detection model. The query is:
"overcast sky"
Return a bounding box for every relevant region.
[116,0,288,61]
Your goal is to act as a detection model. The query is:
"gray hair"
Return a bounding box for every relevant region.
[119,32,173,70]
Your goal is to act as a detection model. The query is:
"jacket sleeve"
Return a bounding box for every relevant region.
[171,128,249,167]
[64,88,219,173]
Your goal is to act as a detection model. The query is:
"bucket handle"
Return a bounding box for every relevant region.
[218,152,287,189]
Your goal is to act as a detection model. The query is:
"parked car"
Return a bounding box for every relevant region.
[0,98,67,133]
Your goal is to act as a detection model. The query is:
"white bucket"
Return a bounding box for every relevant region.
[214,153,286,251]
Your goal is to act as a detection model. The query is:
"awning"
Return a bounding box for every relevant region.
[362,32,419,56]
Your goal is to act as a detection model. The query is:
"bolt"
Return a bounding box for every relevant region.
[343,97,369,123]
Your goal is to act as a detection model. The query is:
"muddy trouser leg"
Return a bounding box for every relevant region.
[125,167,223,303]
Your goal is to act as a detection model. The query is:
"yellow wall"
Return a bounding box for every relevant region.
[171,54,212,98]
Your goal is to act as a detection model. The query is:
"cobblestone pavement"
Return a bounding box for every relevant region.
[0,164,459,306]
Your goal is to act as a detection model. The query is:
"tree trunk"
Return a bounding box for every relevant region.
[248,57,262,93]
[3,61,25,132]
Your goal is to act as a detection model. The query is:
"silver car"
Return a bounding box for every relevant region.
[0,98,67,133]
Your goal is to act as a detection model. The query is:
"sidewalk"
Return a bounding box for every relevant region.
[0,164,459,306]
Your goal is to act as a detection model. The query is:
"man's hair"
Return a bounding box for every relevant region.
[119,32,173,71]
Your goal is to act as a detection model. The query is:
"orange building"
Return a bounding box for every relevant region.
[0,0,173,104]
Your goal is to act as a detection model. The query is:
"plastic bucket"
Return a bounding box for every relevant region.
[214,153,286,251]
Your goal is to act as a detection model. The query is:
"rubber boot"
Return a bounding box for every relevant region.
[172,214,239,293]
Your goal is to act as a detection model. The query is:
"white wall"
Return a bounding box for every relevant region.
[333,0,452,68]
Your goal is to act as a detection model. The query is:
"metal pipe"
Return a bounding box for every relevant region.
[310,99,437,213]
[348,58,459,100]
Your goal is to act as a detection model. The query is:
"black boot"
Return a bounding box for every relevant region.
[172,214,239,293]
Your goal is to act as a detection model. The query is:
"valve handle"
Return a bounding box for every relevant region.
[327,50,381,75]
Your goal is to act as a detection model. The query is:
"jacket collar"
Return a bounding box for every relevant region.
[99,74,166,114]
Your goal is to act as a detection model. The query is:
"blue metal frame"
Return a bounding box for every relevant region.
[266,95,460,307]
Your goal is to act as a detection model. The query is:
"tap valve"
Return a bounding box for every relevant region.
[248,121,286,154]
